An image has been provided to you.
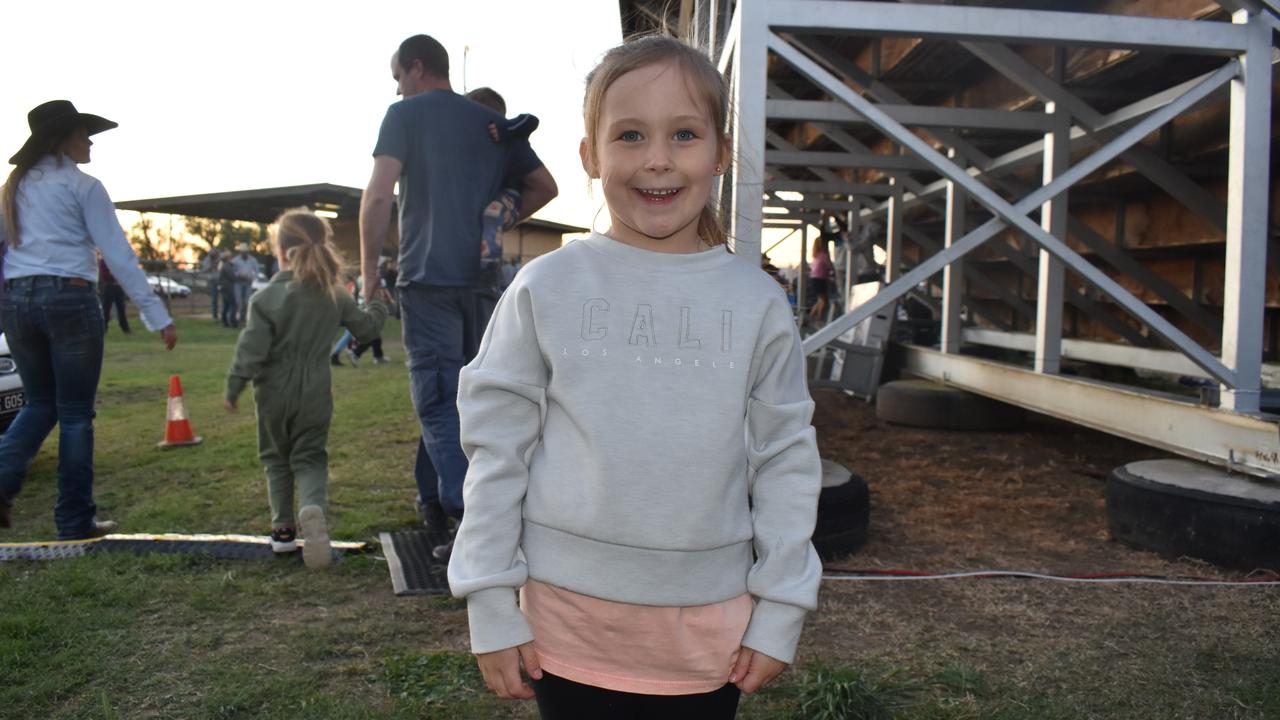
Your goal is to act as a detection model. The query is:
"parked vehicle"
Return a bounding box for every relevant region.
[0,334,25,432]
[147,275,192,298]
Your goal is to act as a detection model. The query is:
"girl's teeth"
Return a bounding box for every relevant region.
[642,189,677,197]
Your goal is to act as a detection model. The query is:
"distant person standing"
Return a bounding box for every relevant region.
[219,252,239,328]
[201,249,222,321]
[359,34,558,560]
[0,100,177,539]
[98,255,130,333]
[232,242,260,327]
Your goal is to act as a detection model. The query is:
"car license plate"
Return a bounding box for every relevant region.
[0,390,24,412]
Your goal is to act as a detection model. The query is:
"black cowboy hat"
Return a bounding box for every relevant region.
[8,100,117,165]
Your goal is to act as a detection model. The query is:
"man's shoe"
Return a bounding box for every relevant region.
[270,526,298,553]
[373,356,389,365]
[330,353,343,367]
[416,498,450,534]
[0,496,11,529]
[299,505,332,570]
[75,519,118,539]
[431,541,453,563]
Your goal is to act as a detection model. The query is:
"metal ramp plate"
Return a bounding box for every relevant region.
[380,530,451,595]
[0,533,369,562]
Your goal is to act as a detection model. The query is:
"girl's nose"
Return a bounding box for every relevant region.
[644,143,673,172]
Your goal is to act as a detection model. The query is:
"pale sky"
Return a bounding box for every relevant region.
[2,0,622,230]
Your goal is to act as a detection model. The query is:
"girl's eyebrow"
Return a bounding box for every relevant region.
[607,114,709,127]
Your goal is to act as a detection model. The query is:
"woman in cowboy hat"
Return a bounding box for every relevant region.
[0,100,178,539]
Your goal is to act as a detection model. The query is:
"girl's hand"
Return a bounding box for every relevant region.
[476,642,542,700]
[729,647,787,694]
[223,399,237,412]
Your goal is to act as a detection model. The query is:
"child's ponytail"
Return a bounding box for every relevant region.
[272,207,344,299]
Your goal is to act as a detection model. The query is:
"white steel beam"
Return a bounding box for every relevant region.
[941,148,965,354]
[1221,10,1273,412]
[1035,103,1069,375]
[961,328,1280,388]
[767,150,928,172]
[768,0,1249,54]
[766,98,1051,131]
[729,0,764,261]
[716,3,739,75]
[902,346,1280,479]
[764,179,896,197]
[769,199,863,213]
[885,178,904,283]
[777,32,1240,384]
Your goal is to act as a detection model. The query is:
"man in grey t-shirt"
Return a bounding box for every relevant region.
[359,34,557,561]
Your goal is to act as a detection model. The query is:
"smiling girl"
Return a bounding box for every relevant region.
[447,35,822,718]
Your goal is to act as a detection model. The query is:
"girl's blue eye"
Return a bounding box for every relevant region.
[675,129,696,141]
[619,130,641,142]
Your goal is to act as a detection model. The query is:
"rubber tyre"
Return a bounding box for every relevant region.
[1107,459,1280,572]
[875,379,1022,431]
[813,459,870,562]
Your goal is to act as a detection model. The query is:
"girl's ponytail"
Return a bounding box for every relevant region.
[272,207,344,299]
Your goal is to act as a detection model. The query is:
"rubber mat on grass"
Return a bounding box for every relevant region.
[380,530,451,595]
[0,533,369,562]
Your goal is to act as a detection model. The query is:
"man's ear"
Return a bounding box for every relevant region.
[579,138,599,179]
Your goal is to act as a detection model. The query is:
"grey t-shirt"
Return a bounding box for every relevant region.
[373,90,542,287]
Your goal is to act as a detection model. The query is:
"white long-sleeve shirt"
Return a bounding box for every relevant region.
[448,233,823,664]
[0,154,172,331]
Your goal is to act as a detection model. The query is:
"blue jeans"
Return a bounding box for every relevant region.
[399,284,488,520]
[209,279,219,320]
[220,286,238,326]
[0,276,105,538]
[235,281,252,326]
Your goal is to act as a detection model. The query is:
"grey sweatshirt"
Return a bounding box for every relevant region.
[447,233,823,664]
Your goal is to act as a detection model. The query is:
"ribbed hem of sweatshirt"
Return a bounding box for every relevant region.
[466,587,535,654]
[524,520,753,606]
[741,599,808,665]
[579,233,738,273]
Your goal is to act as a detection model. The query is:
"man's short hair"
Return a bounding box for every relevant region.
[398,34,449,79]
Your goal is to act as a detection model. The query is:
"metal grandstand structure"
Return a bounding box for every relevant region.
[619,0,1280,479]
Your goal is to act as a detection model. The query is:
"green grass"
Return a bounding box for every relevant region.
[2,313,1280,718]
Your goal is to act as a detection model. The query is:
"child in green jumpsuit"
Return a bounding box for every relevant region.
[225,207,387,569]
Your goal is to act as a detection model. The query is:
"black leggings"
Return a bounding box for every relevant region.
[531,672,740,720]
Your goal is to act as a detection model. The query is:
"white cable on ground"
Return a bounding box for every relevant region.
[821,570,1280,587]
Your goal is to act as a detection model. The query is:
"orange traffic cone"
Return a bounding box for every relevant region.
[158,374,203,448]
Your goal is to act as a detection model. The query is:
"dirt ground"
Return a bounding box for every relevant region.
[799,388,1280,713]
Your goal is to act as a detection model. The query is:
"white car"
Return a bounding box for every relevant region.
[147,275,192,298]
[0,334,24,431]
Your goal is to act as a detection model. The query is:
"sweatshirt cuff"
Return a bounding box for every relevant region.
[225,377,247,405]
[466,586,534,654]
[742,598,808,665]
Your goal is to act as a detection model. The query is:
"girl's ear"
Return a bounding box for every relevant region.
[579,138,599,179]
[715,133,731,176]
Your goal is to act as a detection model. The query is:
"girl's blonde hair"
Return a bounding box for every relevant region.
[583,34,731,247]
[273,207,343,298]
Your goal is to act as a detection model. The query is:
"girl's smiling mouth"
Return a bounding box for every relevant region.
[635,187,682,204]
